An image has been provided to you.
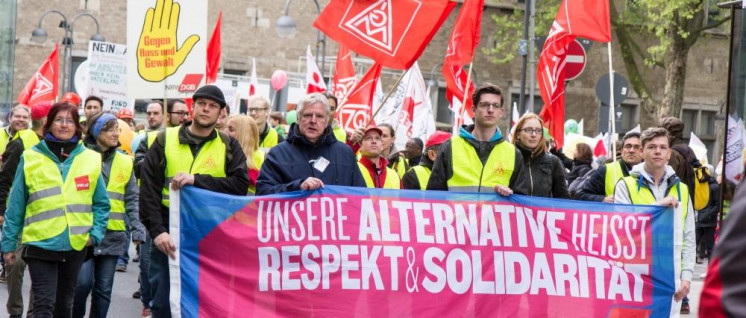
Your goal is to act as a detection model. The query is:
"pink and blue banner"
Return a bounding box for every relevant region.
[170,186,676,317]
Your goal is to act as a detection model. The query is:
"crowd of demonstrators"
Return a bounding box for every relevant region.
[428,83,528,195]
[511,113,569,198]
[73,112,145,318]
[256,93,365,195]
[1,102,110,317]
[614,127,696,316]
[248,96,285,150]
[357,126,401,189]
[268,111,286,139]
[0,81,733,317]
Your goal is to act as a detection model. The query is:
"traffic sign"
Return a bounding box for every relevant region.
[565,40,587,81]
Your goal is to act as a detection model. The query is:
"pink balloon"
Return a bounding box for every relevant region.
[271,70,288,91]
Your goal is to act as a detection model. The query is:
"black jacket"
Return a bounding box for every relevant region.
[517,144,570,198]
[0,134,42,215]
[576,161,632,202]
[566,160,593,185]
[256,123,365,195]
[139,124,249,239]
[402,155,433,190]
[697,177,720,228]
[426,125,528,194]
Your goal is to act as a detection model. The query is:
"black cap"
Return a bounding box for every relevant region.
[192,85,227,108]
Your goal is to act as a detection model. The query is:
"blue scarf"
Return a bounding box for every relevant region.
[44,132,79,143]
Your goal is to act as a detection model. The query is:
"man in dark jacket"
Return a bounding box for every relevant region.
[257,93,365,194]
[696,173,719,262]
[427,83,528,195]
[402,131,450,190]
[576,132,643,202]
[139,85,249,318]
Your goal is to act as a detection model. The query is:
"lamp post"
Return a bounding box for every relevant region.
[31,10,105,94]
[275,0,327,77]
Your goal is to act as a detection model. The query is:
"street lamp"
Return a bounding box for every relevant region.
[31,10,105,94]
[275,0,327,77]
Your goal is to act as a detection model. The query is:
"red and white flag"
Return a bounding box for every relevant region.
[337,63,381,132]
[205,12,222,84]
[332,44,357,103]
[306,46,327,94]
[314,0,456,70]
[396,62,435,148]
[538,0,611,149]
[18,44,59,106]
[248,57,258,97]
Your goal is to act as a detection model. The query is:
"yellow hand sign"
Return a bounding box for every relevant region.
[137,0,200,82]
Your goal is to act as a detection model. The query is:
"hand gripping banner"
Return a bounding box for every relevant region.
[170,186,677,317]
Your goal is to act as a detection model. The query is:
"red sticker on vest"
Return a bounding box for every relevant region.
[75,176,90,191]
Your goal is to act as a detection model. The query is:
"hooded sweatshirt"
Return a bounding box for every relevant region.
[614,163,696,284]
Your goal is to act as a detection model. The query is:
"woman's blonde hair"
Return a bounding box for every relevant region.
[511,113,547,159]
[228,115,259,170]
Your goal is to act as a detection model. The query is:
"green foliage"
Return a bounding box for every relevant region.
[483,0,560,65]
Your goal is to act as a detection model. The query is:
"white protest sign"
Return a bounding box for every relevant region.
[87,41,130,111]
[127,0,207,99]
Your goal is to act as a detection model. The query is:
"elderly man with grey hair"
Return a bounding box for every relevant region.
[256,93,365,194]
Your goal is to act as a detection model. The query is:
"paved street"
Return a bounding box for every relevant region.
[0,244,711,317]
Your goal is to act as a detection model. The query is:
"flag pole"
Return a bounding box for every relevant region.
[367,70,408,126]
[607,42,618,182]
[458,61,475,125]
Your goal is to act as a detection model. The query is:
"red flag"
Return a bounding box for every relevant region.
[18,44,59,106]
[538,0,610,149]
[337,63,381,132]
[332,44,357,103]
[314,0,456,70]
[448,0,484,65]
[593,136,607,158]
[248,58,258,97]
[306,46,327,94]
[205,12,222,84]
[442,63,474,124]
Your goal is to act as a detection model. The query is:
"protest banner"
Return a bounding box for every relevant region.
[127,0,207,99]
[170,186,677,317]
[86,41,130,111]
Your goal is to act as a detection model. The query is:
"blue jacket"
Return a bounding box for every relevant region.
[256,124,365,195]
[1,141,110,253]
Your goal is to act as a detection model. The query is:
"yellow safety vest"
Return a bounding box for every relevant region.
[22,147,102,251]
[621,176,689,222]
[333,126,347,142]
[260,127,279,149]
[0,128,10,154]
[604,161,626,196]
[358,162,400,189]
[162,127,226,207]
[147,131,158,148]
[448,137,515,192]
[106,152,133,231]
[16,130,40,150]
[248,150,266,195]
[411,165,432,190]
[391,156,408,179]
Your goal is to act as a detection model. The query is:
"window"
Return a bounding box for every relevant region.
[681,107,719,163]
[223,69,246,76]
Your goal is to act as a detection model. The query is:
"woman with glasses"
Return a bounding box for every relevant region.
[510,113,569,198]
[1,102,110,317]
[72,112,145,318]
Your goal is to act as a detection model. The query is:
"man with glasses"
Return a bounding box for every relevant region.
[257,93,365,195]
[248,96,285,150]
[427,83,528,195]
[614,127,695,316]
[576,132,643,202]
[166,99,190,128]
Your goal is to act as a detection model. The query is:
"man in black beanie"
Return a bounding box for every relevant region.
[139,85,249,318]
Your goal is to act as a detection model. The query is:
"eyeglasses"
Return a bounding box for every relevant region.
[53,118,75,125]
[169,111,190,117]
[520,128,543,135]
[623,144,643,150]
[248,107,268,113]
[477,102,503,109]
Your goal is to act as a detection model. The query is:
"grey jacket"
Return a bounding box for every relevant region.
[614,163,696,282]
[93,146,146,256]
